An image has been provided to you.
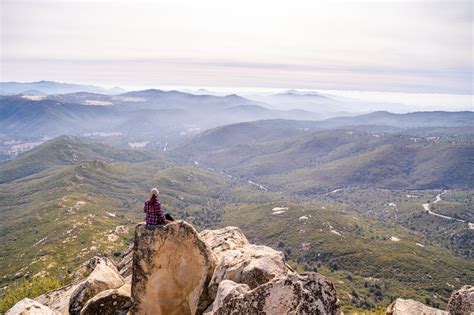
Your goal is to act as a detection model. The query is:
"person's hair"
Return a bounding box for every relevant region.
[148,188,159,212]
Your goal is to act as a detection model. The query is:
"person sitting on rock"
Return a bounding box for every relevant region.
[144,188,174,225]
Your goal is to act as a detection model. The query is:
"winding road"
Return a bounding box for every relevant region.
[422,191,474,230]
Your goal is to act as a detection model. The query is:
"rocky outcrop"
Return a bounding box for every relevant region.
[80,284,131,315]
[210,273,341,315]
[130,222,341,315]
[386,298,448,315]
[202,226,291,301]
[199,226,250,258]
[69,257,124,314]
[11,222,342,315]
[6,298,57,315]
[448,285,474,315]
[208,244,291,299]
[131,221,217,315]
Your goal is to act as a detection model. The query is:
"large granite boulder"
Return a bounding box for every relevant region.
[131,221,217,315]
[208,244,291,299]
[211,273,341,315]
[35,257,117,314]
[386,298,448,315]
[80,284,131,315]
[448,285,474,315]
[69,257,124,314]
[199,226,250,259]
[6,298,57,315]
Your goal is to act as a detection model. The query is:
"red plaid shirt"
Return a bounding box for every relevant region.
[144,199,166,225]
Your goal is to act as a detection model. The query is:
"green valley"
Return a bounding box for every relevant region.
[1,128,473,313]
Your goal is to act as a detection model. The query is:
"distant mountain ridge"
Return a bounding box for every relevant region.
[0,90,323,138]
[0,81,126,95]
[324,111,474,128]
[1,85,472,140]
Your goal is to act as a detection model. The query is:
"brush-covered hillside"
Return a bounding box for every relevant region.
[1,134,473,313]
[174,121,474,191]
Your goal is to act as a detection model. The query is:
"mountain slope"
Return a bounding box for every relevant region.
[174,125,474,191]
[0,136,157,183]
[0,97,116,137]
[0,137,473,313]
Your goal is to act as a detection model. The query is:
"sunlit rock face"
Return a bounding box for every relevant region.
[199,226,250,258]
[131,221,216,315]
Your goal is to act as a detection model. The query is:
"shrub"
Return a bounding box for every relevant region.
[0,276,62,313]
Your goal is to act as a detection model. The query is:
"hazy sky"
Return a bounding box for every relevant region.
[1,0,473,94]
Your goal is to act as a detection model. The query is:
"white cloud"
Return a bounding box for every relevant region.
[1,0,472,93]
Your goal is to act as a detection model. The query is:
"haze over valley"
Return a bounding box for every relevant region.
[1,0,473,313]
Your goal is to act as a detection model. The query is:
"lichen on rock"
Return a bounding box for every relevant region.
[80,284,131,315]
[211,273,341,315]
[448,285,474,315]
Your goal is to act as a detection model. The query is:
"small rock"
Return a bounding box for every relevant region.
[107,234,118,242]
[115,226,129,234]
[386,298,448,315]
[6,298,57,315]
